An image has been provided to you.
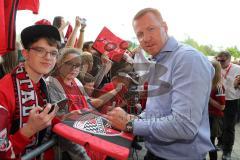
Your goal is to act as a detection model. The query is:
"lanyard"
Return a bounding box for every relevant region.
[222,63,232,79]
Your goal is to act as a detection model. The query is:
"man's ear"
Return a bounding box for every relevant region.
[21,49,29,60]
[162,21,168,32]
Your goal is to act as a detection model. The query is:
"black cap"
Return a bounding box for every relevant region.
[21,25,61,49]
[117,72,139,85]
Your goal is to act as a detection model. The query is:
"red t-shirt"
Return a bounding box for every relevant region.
[98,82,127,114]
[58,78,88,111]
[0,73,49,159]
[209,84,225,117]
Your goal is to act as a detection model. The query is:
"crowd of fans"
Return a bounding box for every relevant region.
[0,14,146,160]
[0,8,240,160]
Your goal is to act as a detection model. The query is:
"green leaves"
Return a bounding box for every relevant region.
[182,37,240,58]
[183,37,216,56]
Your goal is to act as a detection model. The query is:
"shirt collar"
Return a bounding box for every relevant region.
[152,36,179,61]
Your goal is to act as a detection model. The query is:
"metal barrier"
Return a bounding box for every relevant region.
[21,136,57,160]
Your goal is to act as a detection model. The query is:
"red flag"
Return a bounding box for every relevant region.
[0,0,40,56]
[64,24,73,42]
[93,27,129,62]
[0,0,18,56]
[64,24,78,47]
[17,0,39,14]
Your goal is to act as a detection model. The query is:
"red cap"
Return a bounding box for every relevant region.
[35,19,51,25]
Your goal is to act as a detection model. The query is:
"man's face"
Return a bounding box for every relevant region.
[133,12,168,57]
[23,38,58,77]
[216,56,231,69]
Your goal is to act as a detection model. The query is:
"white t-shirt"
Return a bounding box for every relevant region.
[222,63,240,100]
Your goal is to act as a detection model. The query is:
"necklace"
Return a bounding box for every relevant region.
[222,63,232,79]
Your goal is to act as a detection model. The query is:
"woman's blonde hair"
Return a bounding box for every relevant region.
[211,59,222,89]
[57,48,81,65]
[81,51,93,64]
[51,47,81,76]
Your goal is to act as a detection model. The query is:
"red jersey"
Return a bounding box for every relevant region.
[0,63,50,159]
[57,77,88,111]
[0,74,39,159]
[98,82,127,114]
[209,84,225,117]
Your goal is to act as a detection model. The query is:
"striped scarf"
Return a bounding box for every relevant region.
[11,63,49,154]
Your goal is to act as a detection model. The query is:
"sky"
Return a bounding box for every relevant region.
[16,0,240,50]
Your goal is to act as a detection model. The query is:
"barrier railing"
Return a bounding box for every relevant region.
[21,136,57,160]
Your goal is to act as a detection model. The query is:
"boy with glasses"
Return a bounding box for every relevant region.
[0,25,61,159]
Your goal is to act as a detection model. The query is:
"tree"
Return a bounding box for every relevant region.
[226,46,240,58]
[183,37,217,56]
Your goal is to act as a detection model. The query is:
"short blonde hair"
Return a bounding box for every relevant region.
[133,8,163,23]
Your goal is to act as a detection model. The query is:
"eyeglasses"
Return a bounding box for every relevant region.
[29,47,59,58]
[217,59,226,63]
[64,61,81,69]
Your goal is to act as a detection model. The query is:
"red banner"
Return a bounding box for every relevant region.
[0,0,39,56]
[93,27,129,62]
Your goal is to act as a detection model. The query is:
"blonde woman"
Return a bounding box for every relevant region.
[208,60,225,160]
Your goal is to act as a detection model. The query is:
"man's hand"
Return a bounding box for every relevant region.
[105,107,131,131]
[20,104,58,138]
[234,75,240,89]
[131,47,141,56]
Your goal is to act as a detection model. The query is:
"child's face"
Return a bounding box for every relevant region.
[23,38,58,77]
[59,54,81,80]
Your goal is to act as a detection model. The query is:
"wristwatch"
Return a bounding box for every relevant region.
[125,120,134,133]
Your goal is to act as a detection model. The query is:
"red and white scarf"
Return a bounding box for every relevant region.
[11,63,49,152]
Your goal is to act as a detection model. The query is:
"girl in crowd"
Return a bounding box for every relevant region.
[208,60,225,160]
[47,48,122,113]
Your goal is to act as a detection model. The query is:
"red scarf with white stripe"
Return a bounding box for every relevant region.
[11,63,48,153]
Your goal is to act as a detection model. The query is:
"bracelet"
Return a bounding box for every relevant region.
[80,29,85,32]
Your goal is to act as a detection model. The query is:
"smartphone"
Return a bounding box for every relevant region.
[80,18,86,25]
[48,98,69,114]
